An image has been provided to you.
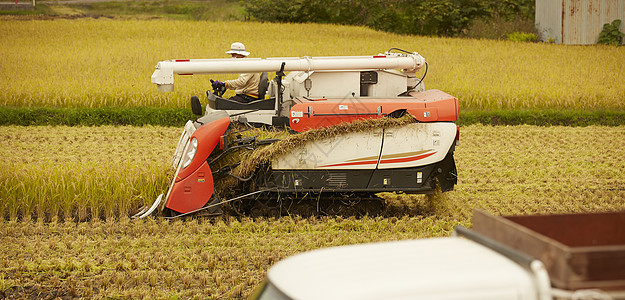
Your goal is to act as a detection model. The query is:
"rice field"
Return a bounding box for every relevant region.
[1,16,624,299]
[1,18,624,110]
[1,124,624,298]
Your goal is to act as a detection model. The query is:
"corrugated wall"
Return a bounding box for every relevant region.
[536,0,564,43]
[536,0,625,45]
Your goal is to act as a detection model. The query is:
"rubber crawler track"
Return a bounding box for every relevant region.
[219,192,440,218]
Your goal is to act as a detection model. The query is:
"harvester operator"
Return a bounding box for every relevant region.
[211,42,260,103]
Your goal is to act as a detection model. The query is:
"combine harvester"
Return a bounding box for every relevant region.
[136,49,459,219]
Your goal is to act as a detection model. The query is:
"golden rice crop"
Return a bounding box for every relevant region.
[0,19,624,110]
[0,125,178,221]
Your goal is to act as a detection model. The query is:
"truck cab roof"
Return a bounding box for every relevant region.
[253,237,548,300]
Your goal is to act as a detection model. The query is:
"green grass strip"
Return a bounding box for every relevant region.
[0,107,195,127]
[459,109,625,127]
[1,107,624,127]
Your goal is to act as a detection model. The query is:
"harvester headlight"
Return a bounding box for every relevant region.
[182,138,198,169]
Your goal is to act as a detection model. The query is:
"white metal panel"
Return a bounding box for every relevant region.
[271,129,384,170]
[289,70,410,99]
[378,123,456,169]
[289,71,361,98]
[368,70,409,98]
[272,123,455,170]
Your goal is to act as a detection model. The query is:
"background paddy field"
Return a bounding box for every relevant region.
[1,19,624,111]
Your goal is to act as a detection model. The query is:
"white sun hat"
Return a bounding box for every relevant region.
[226,42,250,56]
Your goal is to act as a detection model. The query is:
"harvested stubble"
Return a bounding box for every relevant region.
[0,216,449,299]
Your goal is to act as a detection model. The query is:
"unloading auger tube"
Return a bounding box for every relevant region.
[135,49,459,219]
[151,52,425,92]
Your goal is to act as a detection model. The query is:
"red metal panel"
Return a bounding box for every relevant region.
[165,161,214,214]
[176,117,230,181]
[288,89,458,132]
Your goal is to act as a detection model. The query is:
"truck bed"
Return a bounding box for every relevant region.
[472,210,625,291]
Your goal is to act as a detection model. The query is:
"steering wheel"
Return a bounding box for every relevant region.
[210,79,227,97]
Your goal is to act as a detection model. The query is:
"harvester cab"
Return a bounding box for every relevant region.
[137,49,460,219]
[204,71,281,126]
